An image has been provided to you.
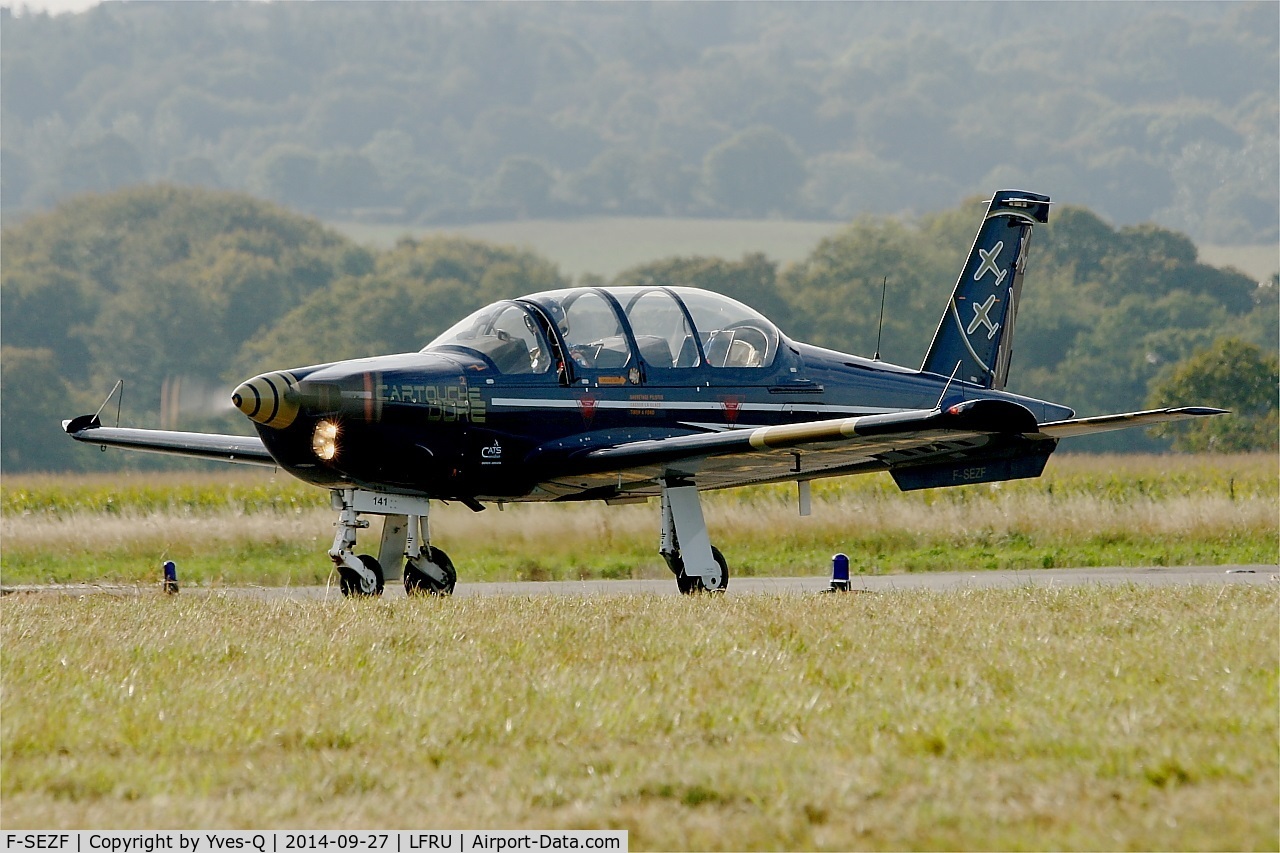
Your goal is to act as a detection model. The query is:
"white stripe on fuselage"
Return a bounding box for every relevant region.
[489,397,907,416]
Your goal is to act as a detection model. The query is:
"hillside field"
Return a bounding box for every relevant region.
[334,217,1280,282]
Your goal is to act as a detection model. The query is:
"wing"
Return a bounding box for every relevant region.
[63,414,275,466]
[1038,406,1227,439]
[524,403,1226,500]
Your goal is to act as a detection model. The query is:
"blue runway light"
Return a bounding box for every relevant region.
[829,552,850,592]
[163,560,179,594]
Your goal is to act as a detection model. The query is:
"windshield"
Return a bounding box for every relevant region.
[424,302,552,375]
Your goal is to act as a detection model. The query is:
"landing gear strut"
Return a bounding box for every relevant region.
[330,493,384,596]
[659,482,729,594]
[402,513,456,596]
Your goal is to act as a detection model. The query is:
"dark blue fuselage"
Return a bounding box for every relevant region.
[243,287,1073,501]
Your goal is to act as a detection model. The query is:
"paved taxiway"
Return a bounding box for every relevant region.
[4,565,1275,600]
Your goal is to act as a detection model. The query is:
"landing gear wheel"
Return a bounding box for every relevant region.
[404,546,457,596]
[670,546,729,595]
[339,554,385,597]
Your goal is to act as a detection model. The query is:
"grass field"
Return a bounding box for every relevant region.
[1199,243,1280,282]
[1,454,1274,589]
[3,454,1275,846]
[2,586,1276,848]
[333,216,1279,282]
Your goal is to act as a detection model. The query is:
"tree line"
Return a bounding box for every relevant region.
[1,2,1276,246]
[2,185,1274,471]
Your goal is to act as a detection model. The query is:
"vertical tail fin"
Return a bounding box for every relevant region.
[921,190,1050,390]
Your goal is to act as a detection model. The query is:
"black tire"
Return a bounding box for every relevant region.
[404,546,457,596]
[339,554,385,597]
[674,546,728,594]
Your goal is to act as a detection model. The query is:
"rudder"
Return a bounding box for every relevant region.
[921,190,1050,390]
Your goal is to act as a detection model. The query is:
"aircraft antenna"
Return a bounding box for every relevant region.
[934,362,962,411]
[873,276,888,361]
[91,379,125,426]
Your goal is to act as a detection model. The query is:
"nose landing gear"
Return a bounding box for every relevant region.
[328,490,451,598]
[337,554,385,597]
[330,494,383,596]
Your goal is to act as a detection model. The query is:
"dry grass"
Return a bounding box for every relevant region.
[1,488,1270,555]
[2,586,1276,849]
[2,454,1275,585]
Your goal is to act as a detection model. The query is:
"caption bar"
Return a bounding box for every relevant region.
[3,834,626,853]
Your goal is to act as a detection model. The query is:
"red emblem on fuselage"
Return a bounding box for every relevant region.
[578,394,598,426]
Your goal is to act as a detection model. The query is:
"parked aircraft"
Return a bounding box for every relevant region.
[64,191,1222,596]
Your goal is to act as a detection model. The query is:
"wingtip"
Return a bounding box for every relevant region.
[63,413,101,434]
[1170,406,1230,417]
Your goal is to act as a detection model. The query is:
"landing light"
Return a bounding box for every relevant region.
[312,420,340,461]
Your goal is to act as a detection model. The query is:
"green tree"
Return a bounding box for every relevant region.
[565,150,639,213]
[233,236,569,375]
[59,133,144,196]
[1045,292,1228,433]
[778,215,954,364]
[315,151,383,211]
[613,253,789,332]
[304,88,409,149]
[3,3,1276,239]
[0,185,370,470]
[1,145,32,210]
[859,93,954,176]
[168,156,223,187]
[1234,274,1279,352]
[1146,338,1278,452]
[701,127,806,217]
[0,347,74,472]
[474,157,554,217]
[1013,204,1263,438]
[255,144,320,209]
[634,149,696,214]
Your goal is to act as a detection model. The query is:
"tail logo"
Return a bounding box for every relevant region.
[966,295,1001,340]
[974,241,1007,286]
[922,189,1050,390]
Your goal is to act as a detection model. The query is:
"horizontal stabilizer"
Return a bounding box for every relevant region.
[890,441,1054,491]
[63,415,275,466]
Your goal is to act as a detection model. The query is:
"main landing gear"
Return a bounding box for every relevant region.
[328,489,454,598]
[659,482,730,594]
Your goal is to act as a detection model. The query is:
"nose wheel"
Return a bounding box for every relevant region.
[330,493,385,597]
[338,554,385,597]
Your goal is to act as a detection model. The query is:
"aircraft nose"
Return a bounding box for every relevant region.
[232,371,300,429]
